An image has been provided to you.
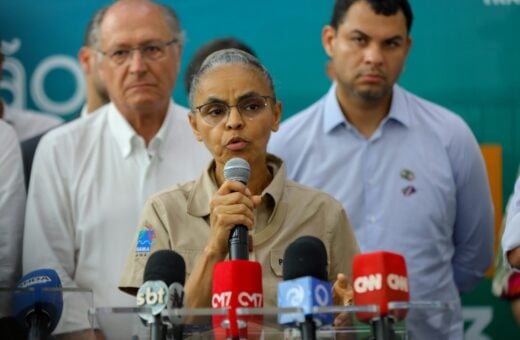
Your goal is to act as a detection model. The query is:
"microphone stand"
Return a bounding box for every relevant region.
[370,316,396,340]
[299,316,317,340]
[27,312,50,340]
[150,314,166,340]
[170,324,184,340]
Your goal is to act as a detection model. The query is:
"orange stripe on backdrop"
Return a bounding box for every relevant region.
[480,144,503,278]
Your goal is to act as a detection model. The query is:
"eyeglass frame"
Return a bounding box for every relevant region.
[96,38,179,65]
[191,95,275,126]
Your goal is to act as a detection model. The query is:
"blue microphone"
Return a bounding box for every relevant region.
[12,269,63,339]
[278,236,333,340]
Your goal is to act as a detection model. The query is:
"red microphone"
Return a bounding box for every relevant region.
[352,251,410,324]
[212,260,263,339]
[211,158,263,339]
[502,272,520,299]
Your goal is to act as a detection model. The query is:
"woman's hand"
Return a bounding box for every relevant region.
[207,180,261,256]
[508,247,520,269]
[332,273,354,327]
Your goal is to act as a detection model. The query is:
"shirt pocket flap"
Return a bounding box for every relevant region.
[269,249,284,277]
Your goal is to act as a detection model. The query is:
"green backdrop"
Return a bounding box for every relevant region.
[1,1,519,338]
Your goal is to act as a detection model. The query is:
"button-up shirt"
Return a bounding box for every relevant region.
[269,84,494,339]
[3,102,63,142]
[119,155,360,307]
[0,120,25,317]
[23,101,211,334]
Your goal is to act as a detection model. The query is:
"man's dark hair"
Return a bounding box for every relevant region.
[184,37,256,94]
[329,0,413,33]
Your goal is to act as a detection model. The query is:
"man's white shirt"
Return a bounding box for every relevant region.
[23,101,211,333]
[0,120,25,317]
[3,103,63,141]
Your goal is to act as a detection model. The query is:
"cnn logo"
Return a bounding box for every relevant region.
[354,273,408,293]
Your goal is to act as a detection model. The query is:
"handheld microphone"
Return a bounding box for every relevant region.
[211,158,262,338]
[137,250,186,340]
[224,157,251,260]
[212,260,263,339]
[277,236,333,340]
[352,251,410,339]
[501,271,520,299]
[12,269,63,340]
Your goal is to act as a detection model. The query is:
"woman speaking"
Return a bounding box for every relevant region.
[119,49,359,313]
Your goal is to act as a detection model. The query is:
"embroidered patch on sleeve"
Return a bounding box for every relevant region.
[136,225,155,255]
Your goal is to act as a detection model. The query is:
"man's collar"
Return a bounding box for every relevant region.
[322,83,411,134]
[323,83,347,133]
[387,85,411,128]
[108,100,174,158]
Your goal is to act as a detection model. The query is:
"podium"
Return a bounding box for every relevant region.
[1,286,455,340]
[90,306,226,339]
[88,301,455,339]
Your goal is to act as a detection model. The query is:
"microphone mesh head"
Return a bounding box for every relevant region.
[143,249,186,286]
[283,236,328,281]
[223,158,250,184]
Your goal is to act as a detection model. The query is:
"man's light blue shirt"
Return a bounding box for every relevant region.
[269,84,494,338]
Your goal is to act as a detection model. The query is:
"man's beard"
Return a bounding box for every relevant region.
[347,69,391,103]
[344,81,391,104]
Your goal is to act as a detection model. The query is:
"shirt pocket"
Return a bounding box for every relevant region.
[269,249,284,277]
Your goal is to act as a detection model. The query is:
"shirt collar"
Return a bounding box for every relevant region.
[187,154,286,220]
[107,103,138,158]
[322,83,411,134]
[386,84,411,128]
[107,100,175,158]
[80,104,89,118]
[323,83,347,134]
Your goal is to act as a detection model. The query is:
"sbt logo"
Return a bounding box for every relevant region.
[136,286,167,306]
[354,273,408,293]
[212,291,263,307]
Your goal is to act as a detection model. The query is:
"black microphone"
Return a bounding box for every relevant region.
[279,236,333,340]
[138,250,186,340]
[223,157,251,260]
[283,236,329,282]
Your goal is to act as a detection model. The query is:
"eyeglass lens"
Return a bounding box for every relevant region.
[198,96,269,125]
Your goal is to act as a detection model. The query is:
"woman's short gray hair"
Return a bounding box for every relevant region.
[188,48,276,107]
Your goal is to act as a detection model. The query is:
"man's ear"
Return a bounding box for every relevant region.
[188,113,203,141]
[78,46,91,73]
[404,36,412,58]
[322,25,336,58]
